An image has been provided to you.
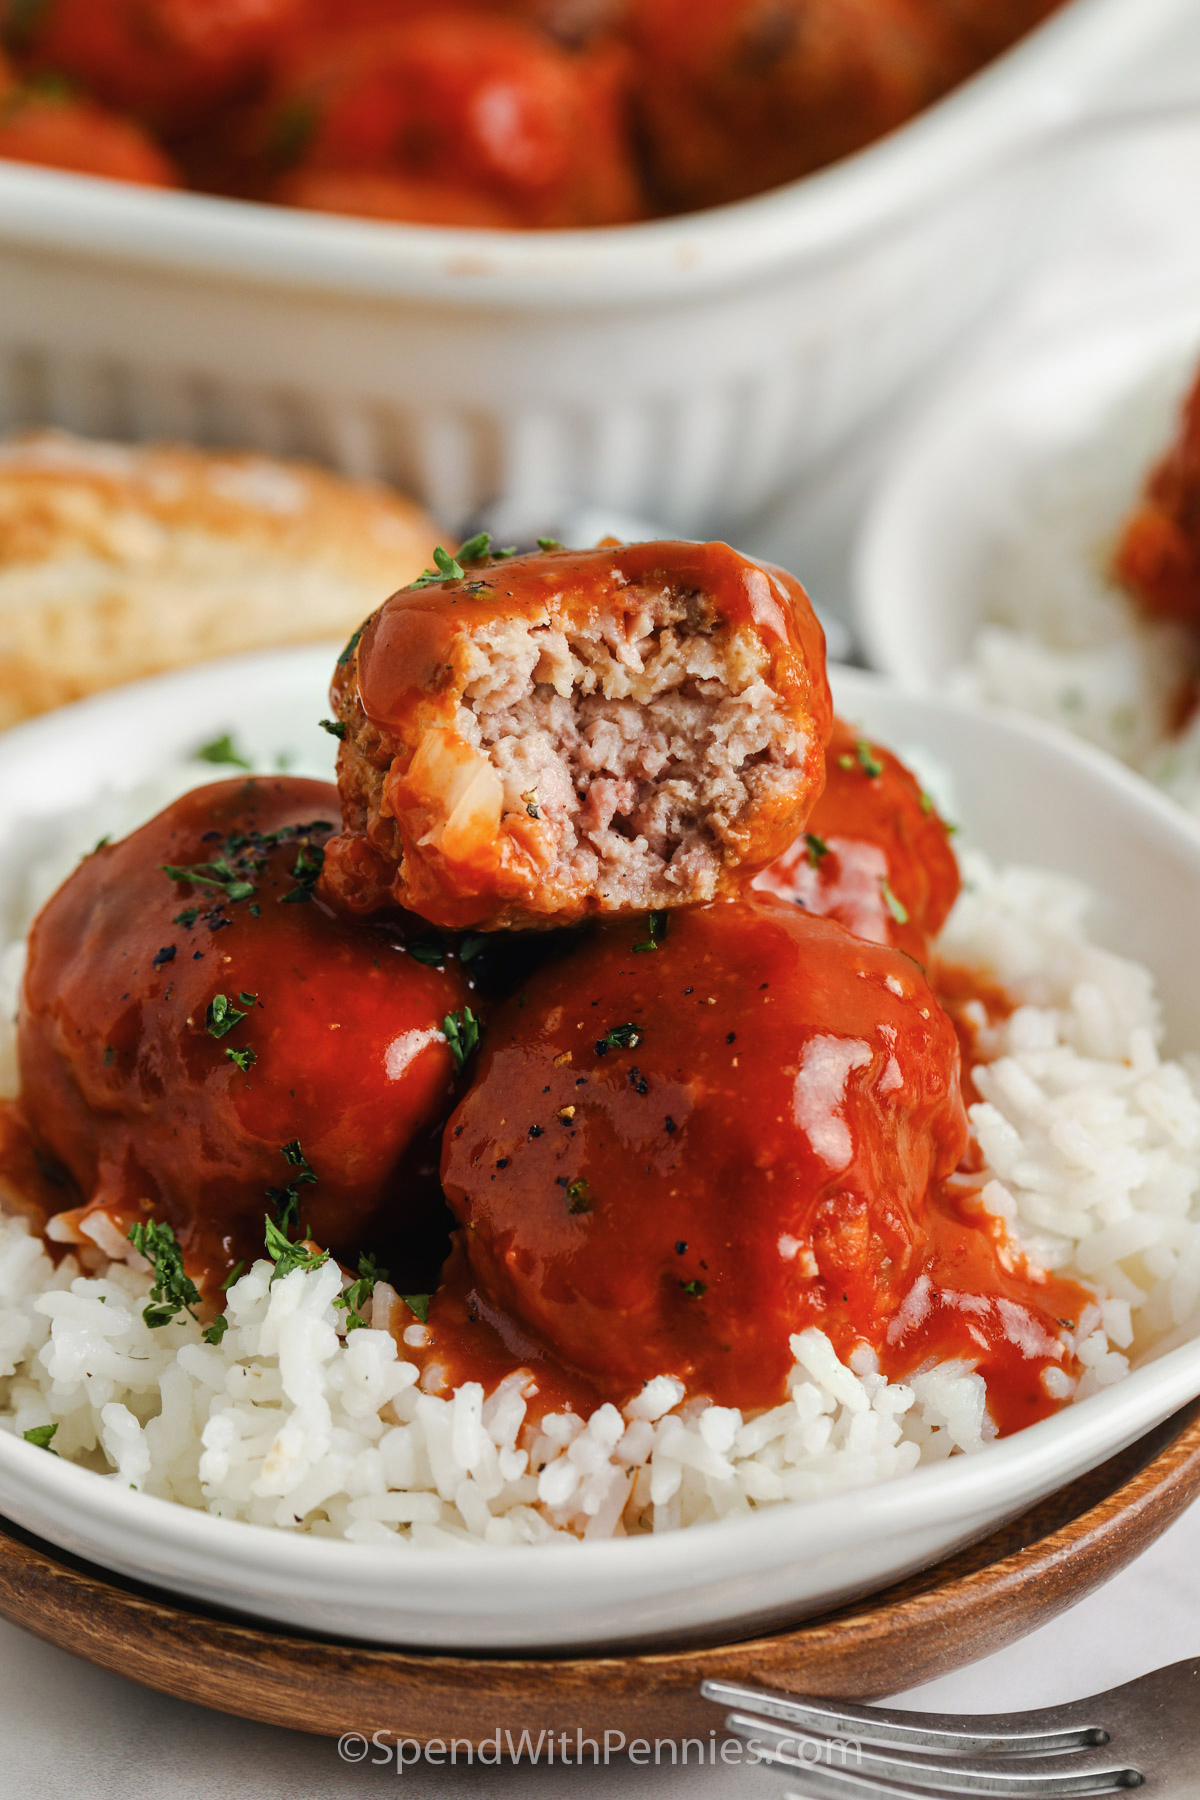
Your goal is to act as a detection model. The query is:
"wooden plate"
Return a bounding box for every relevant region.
[2,1401,1199,1746]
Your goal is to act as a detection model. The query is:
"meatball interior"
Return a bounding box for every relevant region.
[18,776,469,1292]
[325,539,832,931]
[755,716,959,964]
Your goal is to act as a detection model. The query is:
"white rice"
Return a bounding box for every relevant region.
[4,771,1200,1545]
[955,363,1200,818]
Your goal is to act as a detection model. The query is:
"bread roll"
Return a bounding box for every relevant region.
[0,431,440,727]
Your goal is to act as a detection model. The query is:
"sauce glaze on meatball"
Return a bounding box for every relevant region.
[440,893,1089,1424]
[18,777,470,1291]
[323,539,832,932]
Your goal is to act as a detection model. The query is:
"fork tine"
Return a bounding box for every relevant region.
[701,1680,1109,1754]
[729,1713,1142,1797]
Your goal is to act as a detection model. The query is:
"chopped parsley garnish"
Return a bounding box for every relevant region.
[281,1139,317,1184]
[443,1006,480,1071]
[203,1315,229,1346]
[195,732,251,771]
[596,1023,642,1055]
[412,533,516,589]
[401,1293,431,1324]
[413,544,467,588]
[266,1185,301,1234]
[281,837,324,904]
[225,1046,257,1073]
[166,821,331,910]
[89,835,111,856]
[266,1142,316,1234]
[459,933,487,963]
[173,907,202,929]
[263,1214,329,1282]
[633,910,669,953]
[221,1260,246,1292]
[22,1424,57,1452]
[319,718,347,741]
[805,833,830,869]
[206,993,248,1039]
[680,1279,707,1299]
[919,790,935,815]
[334,1251,390,1332]
[162,857,256,904]
[267,94,318,165]
[880,879,910,927]
[128,1219,203,1329]
[565,1177,593,1215]
[855,740,884,778]
[409,939,447,967]
[337,626,363,668]
[536,536,563,552]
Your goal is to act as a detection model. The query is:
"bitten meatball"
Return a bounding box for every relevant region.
[18,777,471,1292]
[754,716,959,963]
[323,539,832,931]
[441,893,973,1408]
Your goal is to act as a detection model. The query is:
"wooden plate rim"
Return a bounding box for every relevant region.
[0,1401,1197,1740]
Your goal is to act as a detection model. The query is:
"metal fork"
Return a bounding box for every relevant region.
[701,1659,1200,1796]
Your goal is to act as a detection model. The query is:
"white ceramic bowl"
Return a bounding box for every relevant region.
[1,653,1200,1653]
[855,278,1200,690]
[0,0,1195,538]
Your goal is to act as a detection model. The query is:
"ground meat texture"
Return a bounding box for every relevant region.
[1114,364,1200,630]
[323,540,832,932]
[17,777,470,1294]
[440,894,977,1409]
[754,716,959,964]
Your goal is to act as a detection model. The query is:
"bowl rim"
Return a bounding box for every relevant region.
[4,659,1200,1609]
[0,0,1186,309]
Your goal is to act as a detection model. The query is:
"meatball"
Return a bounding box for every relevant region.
[263,13,643,229]
[441,893,973,1409]
[1114,364,1200,630]
[0,47,178,184]
[626,0,958,213]
[324,539,832,931]
[754,716,959,963]
[924,0,1066,68]
[6,0,305,131]
[18,776,470,1292]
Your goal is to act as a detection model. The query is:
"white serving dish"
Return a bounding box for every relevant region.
[1,652,1200,1653]
[854,278,1200,690]
[0,0,1194,538]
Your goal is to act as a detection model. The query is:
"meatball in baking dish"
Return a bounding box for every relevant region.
[323,538,832,931]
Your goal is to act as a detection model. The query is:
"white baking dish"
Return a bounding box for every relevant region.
[0,0,1193,535]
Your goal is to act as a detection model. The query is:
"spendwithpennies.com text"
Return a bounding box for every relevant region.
[337,1728,863,1770]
